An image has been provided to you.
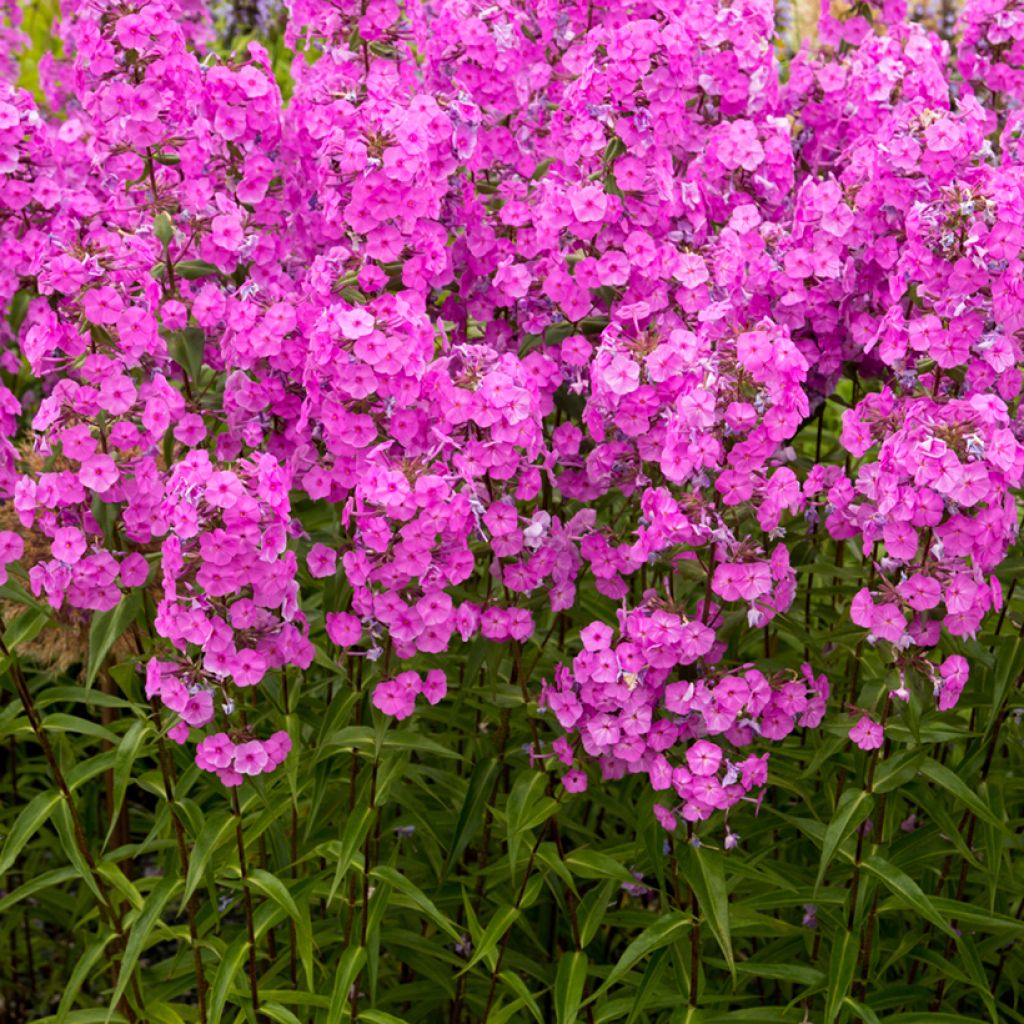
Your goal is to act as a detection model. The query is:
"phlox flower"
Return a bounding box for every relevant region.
[373,672,420,719]
[849,716,884,751]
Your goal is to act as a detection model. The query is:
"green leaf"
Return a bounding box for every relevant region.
[168,327,206,383]
[37,713,117,743]
[696,1012,803,1023]
[925,897,1024,934]
[878,1017,991,1023]
[531,158,553,181]
[0,577,46,613]
[327,945,366,1022]
[173,259,221,280]
[817,789,874,890]
[261,1005,304,1024]
[0,788,62,876]
[957,930,1000,1023]
[843,997,882,1024]
[8,287,31,333]
[590,910,690,997]
[873,750,925,794]
[154,211,173,245]
[2,607,49,656]
[326,805,374,906]
[823,930,858,1024]
[919,757,1007,833]
[0,865,78,915]
[445,756,498,874]
[207,934,250,1023]
[39,1016,128,1024]
[684,844,735,978]
[247,872,311,991]
[536,841,578,897]
[554,952,588,1024]
[734,962,824,987]
[564,848,638,885]
[109,876,181,1015]
[499,971,545,1024]
[463,904,519,973]
[626,947,670,1024]
[183,809,234,905]
[578,879,617,947]
[861,854,955,938]
[85,590,141,687]
[370,864,461,941]
[505,769,551,878]
[51,798,106,905]
[106,719,149,847]
[55,936,113,1023]
[249,867,303,925]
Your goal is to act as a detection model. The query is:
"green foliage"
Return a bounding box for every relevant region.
[13,0,62,101]
[3,549,1023,1023]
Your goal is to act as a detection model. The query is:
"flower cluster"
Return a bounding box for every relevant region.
[0,0,1017,826]
[542,608,828,823]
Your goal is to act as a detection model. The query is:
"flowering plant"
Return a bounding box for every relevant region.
[0,0,1022,1019]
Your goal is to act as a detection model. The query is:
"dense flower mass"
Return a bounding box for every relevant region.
[1,0,1020,827]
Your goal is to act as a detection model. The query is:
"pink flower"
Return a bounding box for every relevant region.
[653,804,677,831]
[181,690,214,727]
[326,612,362,646]
[506,608,534,642]
[196,734,235,772]
[419,669,447,705]
[174,414,207,445]
[205,471,243,509]
[82,287,124,325]
[79,455,119,494]
[307,543,338,578]
[870,603,907,644]
[937,655,968,711]
[234,740,269,775]
[719,120,764,171]
[0,531,24,566]
[580,622,613,652]
[232,649,267,687]
[168,722,190,744]
[569,185,608,223]
[712,562,771,602]
[264,731,292,768]
[211,213,244,251]
[897,574,941,611]
[674,254,709,289]
[416,591,453,626]
[603,354,640,396]
[120,553,150,588]
[52,527,86,565]
[849,716,884,751]
[686,740,723,777]
[648,755,673,791]
[373,673,419,719]
[481,607,510,641]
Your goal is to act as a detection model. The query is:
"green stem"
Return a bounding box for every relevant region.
[3,632,143,1023]
[150,698,208,1023]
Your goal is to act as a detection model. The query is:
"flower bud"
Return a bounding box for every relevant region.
[154,212,174,246]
